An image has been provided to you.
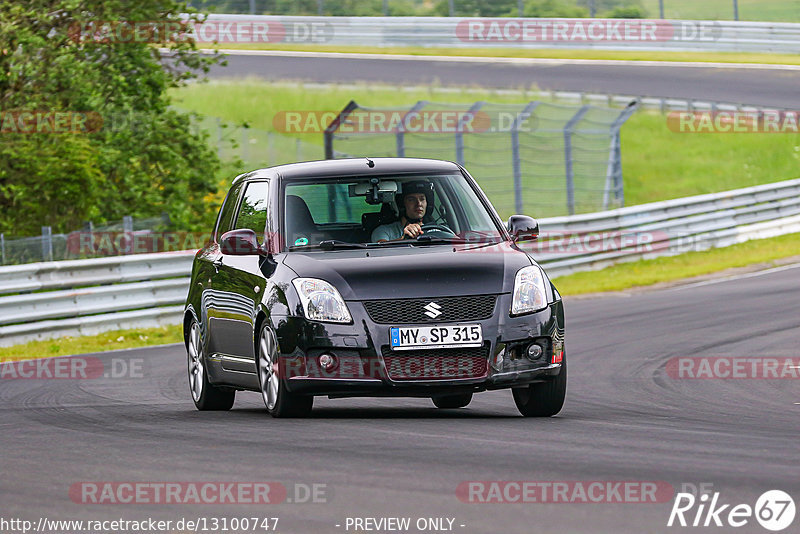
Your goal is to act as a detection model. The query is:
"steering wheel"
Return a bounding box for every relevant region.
[419,224,456,238]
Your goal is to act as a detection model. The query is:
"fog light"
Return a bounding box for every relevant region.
[526,343,544,361]
[318,353,337,371]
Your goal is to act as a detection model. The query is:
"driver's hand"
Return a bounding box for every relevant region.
[403,223,424,239]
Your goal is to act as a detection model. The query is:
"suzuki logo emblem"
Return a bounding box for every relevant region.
[423,302,442,319]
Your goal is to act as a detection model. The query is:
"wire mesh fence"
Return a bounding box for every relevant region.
[326,99,637,218]
[0,216,171,266]
[189,114,324,170]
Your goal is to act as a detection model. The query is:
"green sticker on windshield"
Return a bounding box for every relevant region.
[294,237,309,246]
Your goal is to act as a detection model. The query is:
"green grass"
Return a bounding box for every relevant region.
[0,326,183,362]
[171,80,800,213]
[203,42,800,66]
[641,0,800,22]
[552,231,800,294]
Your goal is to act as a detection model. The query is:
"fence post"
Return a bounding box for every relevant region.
[518,0,524,17]
[396,100,427,157]
[123,215,133,255]
[0,233,5,265]
[659,0,664,18]
[563,105,590,216]
[455,101,484,166]
[733,0,739,21]
[41,226,53,262]
[510,101,539,215]
[448,0,454,16]
[383,0,388,16]
[604,101,639,209]
[324,100,359,160]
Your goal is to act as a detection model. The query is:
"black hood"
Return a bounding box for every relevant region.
[282,243,533,301]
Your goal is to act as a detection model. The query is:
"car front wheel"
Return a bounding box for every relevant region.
[257,323,313,418]
[512,359,566,417]
[187,320,235,411]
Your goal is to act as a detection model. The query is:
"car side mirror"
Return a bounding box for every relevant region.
[507,215,539,242]
[220,229,266,255]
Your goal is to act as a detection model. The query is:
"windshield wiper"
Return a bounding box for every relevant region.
[318,240,368,250]
[415,235,467,244]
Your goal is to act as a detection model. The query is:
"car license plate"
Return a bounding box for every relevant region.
[390,324,483,350]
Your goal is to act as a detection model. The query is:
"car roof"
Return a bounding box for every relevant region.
[233,157,462,184]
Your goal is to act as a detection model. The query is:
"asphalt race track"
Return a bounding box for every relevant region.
[2,264,798,533]
[207,52,800,109]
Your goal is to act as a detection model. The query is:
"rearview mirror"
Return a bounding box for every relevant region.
[220,229,266,255]
[507,215,539,242]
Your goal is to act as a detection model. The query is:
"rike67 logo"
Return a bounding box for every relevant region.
[668,489,795,531]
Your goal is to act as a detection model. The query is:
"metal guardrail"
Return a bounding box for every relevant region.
[1,179,799,346]
[199,15,800,54]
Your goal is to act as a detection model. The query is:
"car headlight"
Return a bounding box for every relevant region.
[292,278,352,323]
[510,265,548,316]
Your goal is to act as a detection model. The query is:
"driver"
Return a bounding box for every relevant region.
[372,180,435,242]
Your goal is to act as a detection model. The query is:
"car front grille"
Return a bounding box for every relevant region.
[381,344,489,381]
[364,295,497,324]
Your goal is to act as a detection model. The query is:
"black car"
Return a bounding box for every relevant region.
[184,158,566,417]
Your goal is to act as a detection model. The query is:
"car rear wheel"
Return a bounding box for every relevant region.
[512,359,566,417]
[257,324,313,418]
[431,392,473,409]
[187,320,235,411]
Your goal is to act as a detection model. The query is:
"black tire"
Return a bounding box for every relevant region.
[187,319,235,411]
[432,392,473,409]
[257,323,313,418]
[512,359,567,417]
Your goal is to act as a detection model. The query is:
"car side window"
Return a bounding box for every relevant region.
[215,182,244,240]
[235,181,270,242]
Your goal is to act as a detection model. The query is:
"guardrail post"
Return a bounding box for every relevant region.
[563,105,590,216]
[396,100,427,157]
[455,101,484,167]
[448,0,454,16]
[511,101,539,215]
[41,226,53,262]
[659,0,664,18]
[733,0,739,21]
[0,233,5,265]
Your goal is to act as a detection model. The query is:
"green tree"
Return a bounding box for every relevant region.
[0,0,224,235]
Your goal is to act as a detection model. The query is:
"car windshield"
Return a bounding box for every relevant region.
[283,172,502,250]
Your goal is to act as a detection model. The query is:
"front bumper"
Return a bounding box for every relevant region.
[273,293,565,397]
